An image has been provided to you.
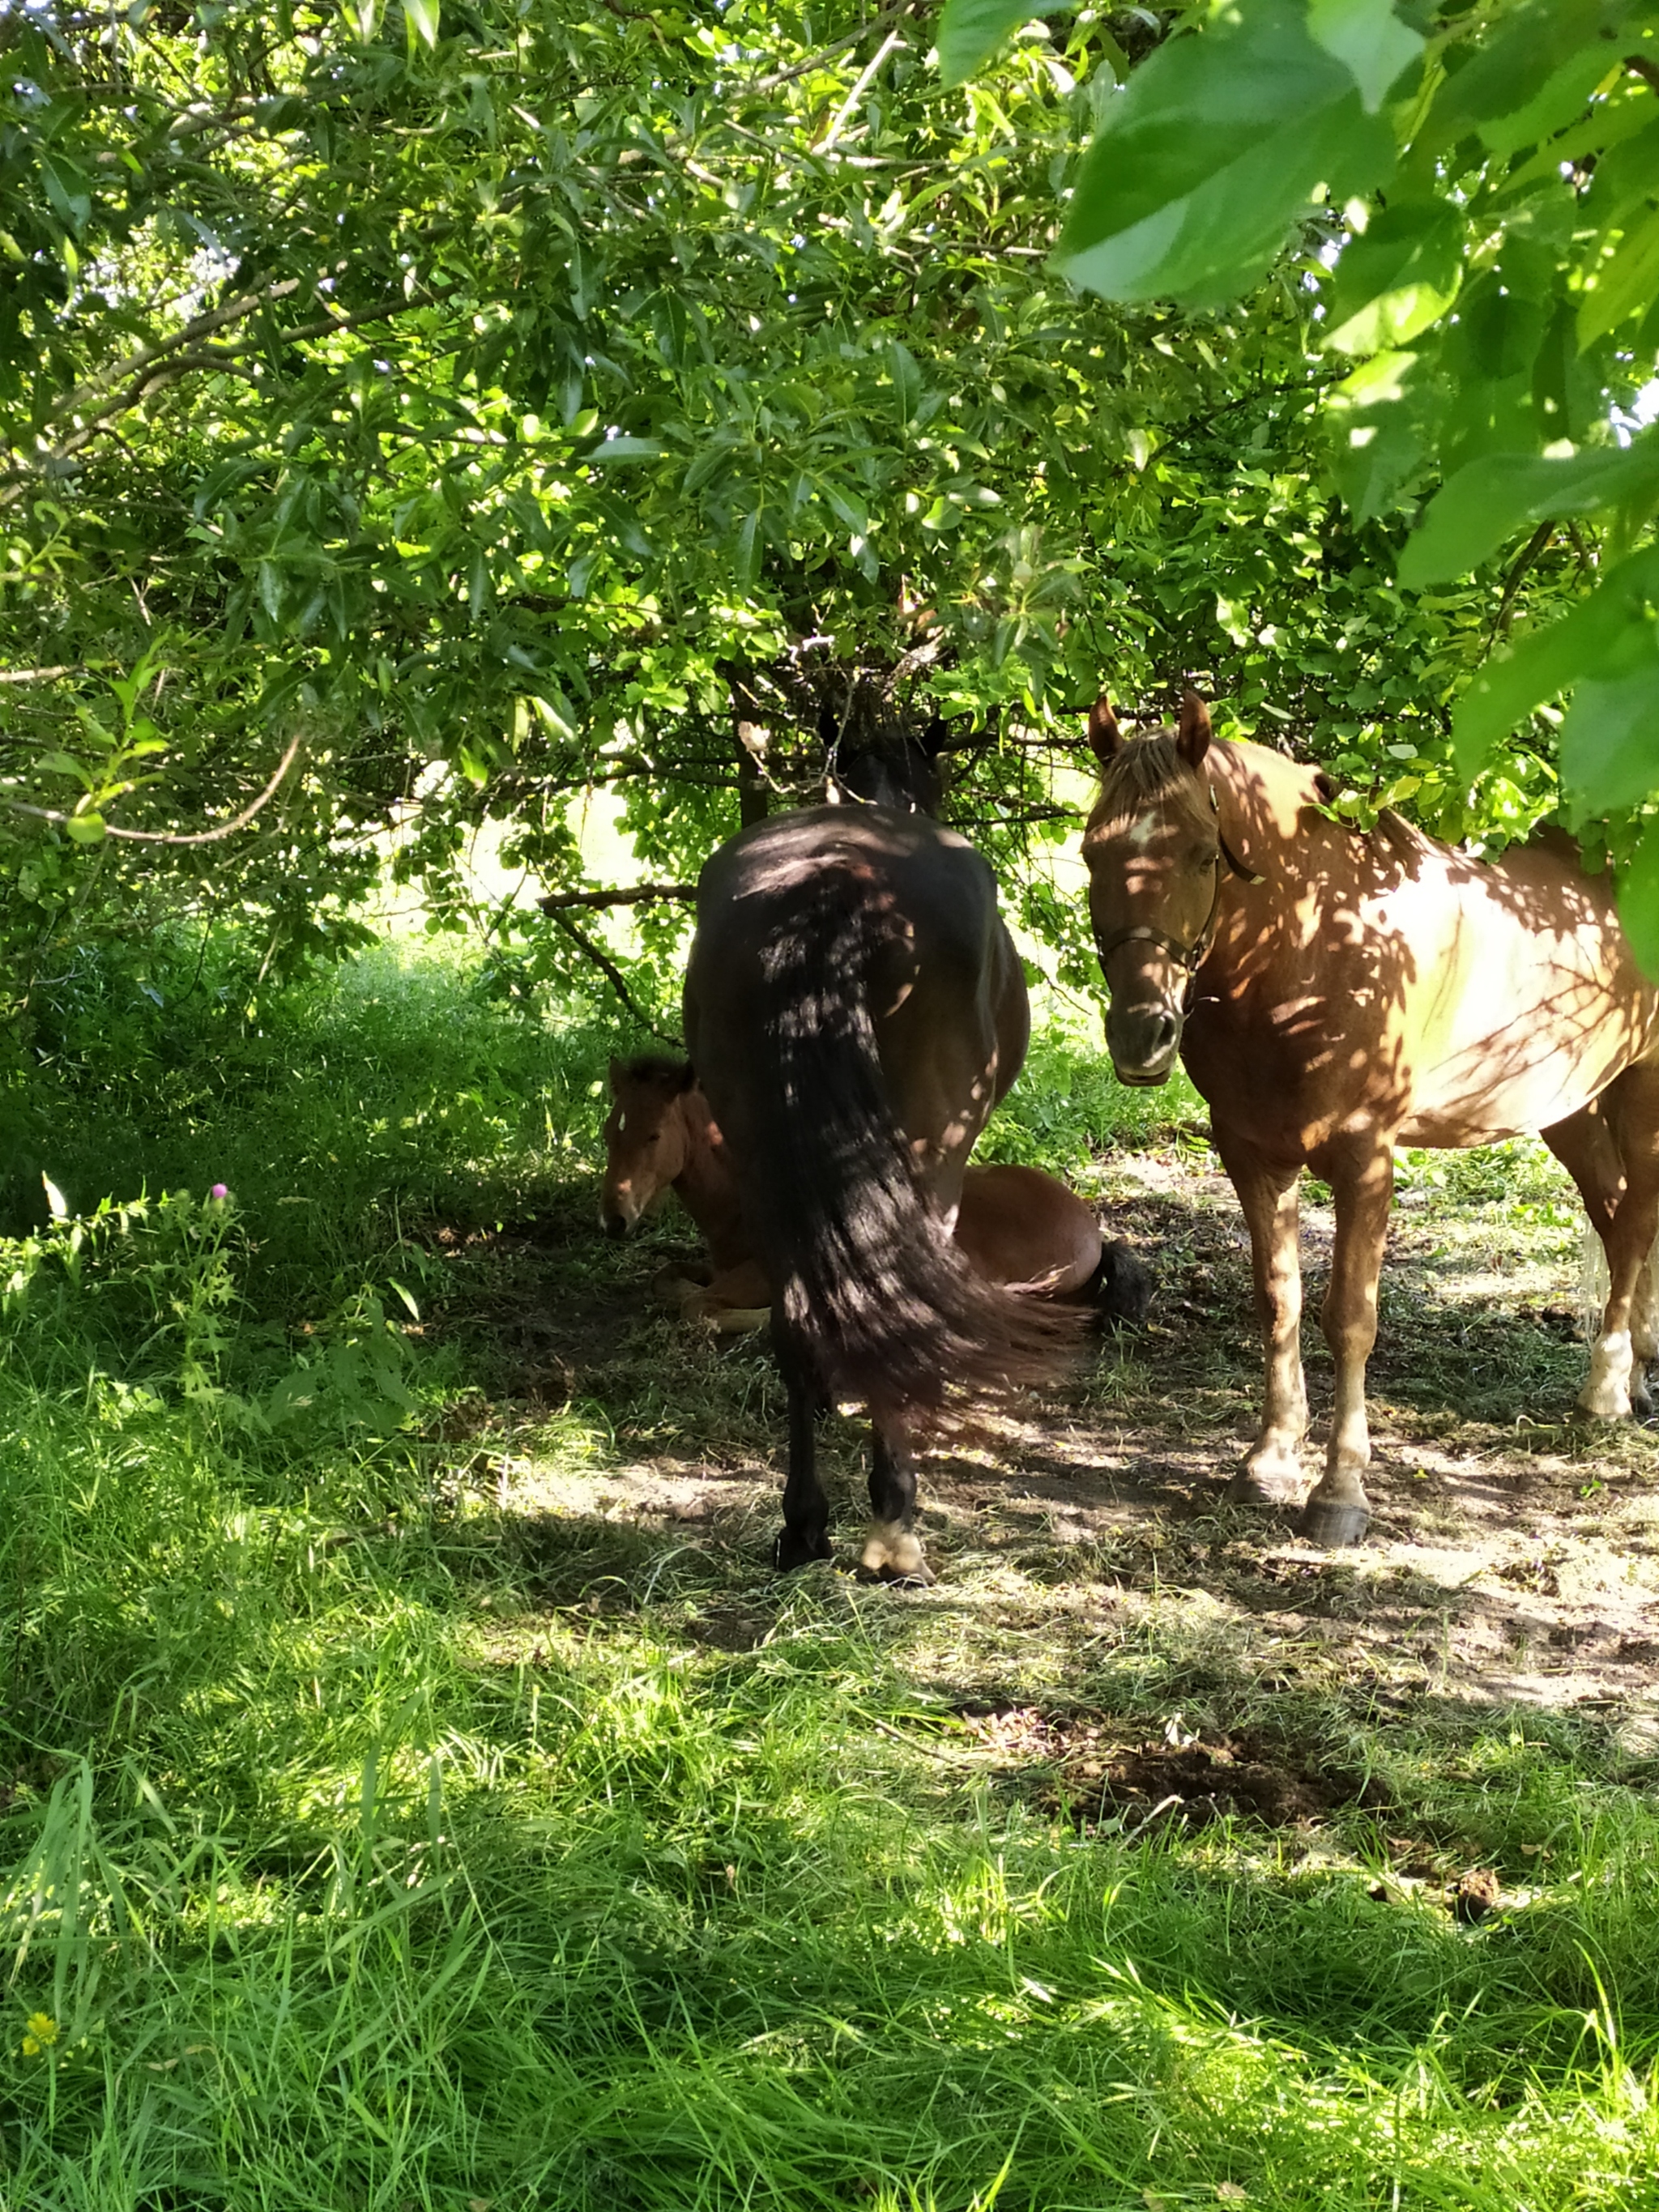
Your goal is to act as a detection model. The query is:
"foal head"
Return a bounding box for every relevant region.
[1081,693,1228,1086]
[600,1056,697,1237]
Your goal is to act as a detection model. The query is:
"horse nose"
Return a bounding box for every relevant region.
[1105,1001,1182,1084]
[603,1212,629,1241]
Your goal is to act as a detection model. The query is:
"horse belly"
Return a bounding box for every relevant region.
[1399,898,1659,1145]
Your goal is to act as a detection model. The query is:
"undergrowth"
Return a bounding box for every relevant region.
[2,933,1657,2210]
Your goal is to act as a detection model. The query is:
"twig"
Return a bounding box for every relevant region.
[547,910,681,1046]
[536,881,697,912]
[0,666,74,685]
[2,733,302,844]
[817,28,905,152]
[743,3,915,96]
[1491,520,1555,641]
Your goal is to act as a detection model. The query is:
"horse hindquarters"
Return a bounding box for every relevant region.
[686,845,1074,1578]
[1544,1067,1659,1418]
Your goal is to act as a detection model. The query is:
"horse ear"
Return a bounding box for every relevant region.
[676,1060,697,1093]
[1087,697,1123,766]
[608,1055,621,1085]
[1176,692,1212,768]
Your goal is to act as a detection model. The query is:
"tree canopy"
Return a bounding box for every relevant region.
[948,0,1659,944]
[2,0,1649,1025]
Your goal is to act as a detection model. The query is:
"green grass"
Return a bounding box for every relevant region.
[3,938,1659,2210]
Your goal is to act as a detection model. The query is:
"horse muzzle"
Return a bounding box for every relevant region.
[1105,1001,1183,1088]
[599,1192,639,1238]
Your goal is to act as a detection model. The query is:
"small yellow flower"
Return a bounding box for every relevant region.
[21,2012,57,2056]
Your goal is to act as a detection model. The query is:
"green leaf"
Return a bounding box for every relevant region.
[1055,1,1393,307]
[1322,200,1463,355]
[887,340,923,428]
[42,1174,69,1221]
[403,0,439,46]
[41,152,92,232]
[1618,818,1659,982]
[64,812,106,845]
[1400,437,1659,588]
[1559,652,1659,813]
[585,437,664,462]
[1452,545,1659,777]
[1422,0,1611,156]
[1306,0,1422,114]
[936,0,1043,89]
[1577,204,1659,350]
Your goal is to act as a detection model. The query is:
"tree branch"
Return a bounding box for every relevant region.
[1491,519,1555,641]
[2,734,302,845]
[535,881,697,912]
[546,910,681,1044]
[4,287,433,501]
[742,2,916,96]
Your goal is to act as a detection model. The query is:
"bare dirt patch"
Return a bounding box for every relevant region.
[487,1140,1659,1730]
[957,1705,1373,1832]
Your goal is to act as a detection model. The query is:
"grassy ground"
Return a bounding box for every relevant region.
[3,940,1659,2210]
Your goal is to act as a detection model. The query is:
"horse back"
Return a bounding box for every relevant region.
[1194,772,1659,1149]
[685,808,1029,1178]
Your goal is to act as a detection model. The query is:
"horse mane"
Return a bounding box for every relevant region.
[1088,731,1213,834]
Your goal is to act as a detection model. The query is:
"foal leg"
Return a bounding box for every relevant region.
[1546,1074,1659,1420]
[771,1318,834,1571]
[859,1421,933,1585]
[1214,1131,1308,1506]
[1299,1132,1394,1549]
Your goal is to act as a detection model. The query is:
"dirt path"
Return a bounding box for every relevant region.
[490,1143,1659,1752]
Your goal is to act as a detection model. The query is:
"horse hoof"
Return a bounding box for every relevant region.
[857,1523,936,1586]
[773,1528,833,1573]
[1297,1499,1370,1549]
[1226,1464,1303,1507]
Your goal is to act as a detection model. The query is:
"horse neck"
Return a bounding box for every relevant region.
[671,1095,750,1260]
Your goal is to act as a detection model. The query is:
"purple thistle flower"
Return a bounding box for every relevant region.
[209,1183,229,1201]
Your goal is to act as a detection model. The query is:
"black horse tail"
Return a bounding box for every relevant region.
[740,876,1081,1428]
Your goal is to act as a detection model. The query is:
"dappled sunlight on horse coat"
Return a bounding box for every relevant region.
[1082,692,1659,1548]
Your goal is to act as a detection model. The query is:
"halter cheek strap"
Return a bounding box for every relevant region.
[1091,784,1263,981]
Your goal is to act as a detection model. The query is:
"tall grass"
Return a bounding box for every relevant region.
[2,936,1657,2209]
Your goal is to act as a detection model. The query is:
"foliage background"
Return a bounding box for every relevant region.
[4,0,1624,1063]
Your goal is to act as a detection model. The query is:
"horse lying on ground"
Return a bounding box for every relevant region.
[683,764,1079,1583]
[601,1054,1151,1330]
[1081,689,1659,1548]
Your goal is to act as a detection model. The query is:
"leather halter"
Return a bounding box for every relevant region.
[1091,784,1262,983]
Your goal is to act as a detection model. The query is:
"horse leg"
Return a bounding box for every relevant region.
[859,1423,934,1585]
[1215,1132,1308,1506]
[1546,1074,1659,1420]
[1298,1133,1394,1549]
[771,1318,834,1571]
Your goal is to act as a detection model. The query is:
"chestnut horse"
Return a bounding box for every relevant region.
[1082,691,1659,1547]
[601,1055,1150,1328]
[684,769,1077,1582]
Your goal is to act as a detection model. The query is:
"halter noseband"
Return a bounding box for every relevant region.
[1091,784,1262,983]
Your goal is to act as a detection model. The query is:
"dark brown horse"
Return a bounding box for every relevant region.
[601,1055,1150,1328]
[1081,691,1659,1547]
[683,753,1077,1581]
